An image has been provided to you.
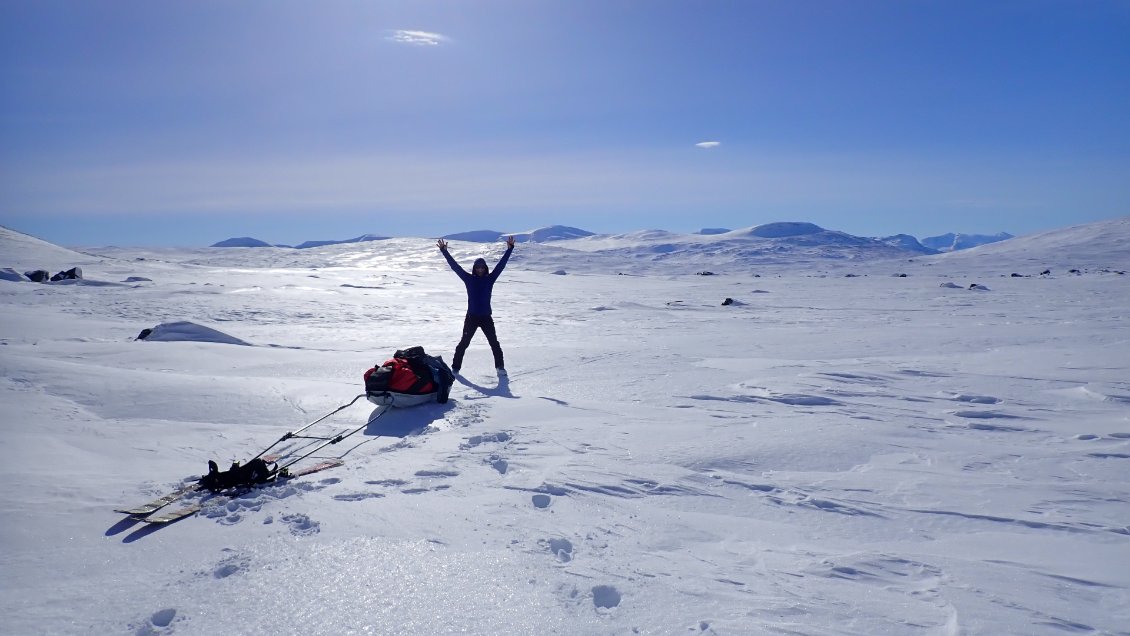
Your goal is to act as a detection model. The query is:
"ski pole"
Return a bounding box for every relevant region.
[252,393,367,461]
[278,404,390,470]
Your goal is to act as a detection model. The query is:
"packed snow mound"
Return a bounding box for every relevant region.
[211,237,274,248]
[746,222,825,238]
[0,225,100,269]
[509,225,595,242]
[136,321,252,345]
[295,234,388,249]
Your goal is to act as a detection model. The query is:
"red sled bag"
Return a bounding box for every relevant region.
[363,346,455,407]
[364,358,434,395]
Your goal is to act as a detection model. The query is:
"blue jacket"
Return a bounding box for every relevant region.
[443,246,512,316]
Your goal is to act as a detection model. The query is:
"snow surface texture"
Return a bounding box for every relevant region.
[2,218,1129,635]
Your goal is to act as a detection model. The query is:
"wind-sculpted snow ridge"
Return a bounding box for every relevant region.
[137,321,253,345]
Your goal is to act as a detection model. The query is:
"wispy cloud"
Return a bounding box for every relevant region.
[387,30,450,46]
[696,141,721,149]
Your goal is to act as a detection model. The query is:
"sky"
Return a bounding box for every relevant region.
[1,0,1128,247]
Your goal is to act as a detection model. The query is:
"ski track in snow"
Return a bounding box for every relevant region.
[2,224,1130,634]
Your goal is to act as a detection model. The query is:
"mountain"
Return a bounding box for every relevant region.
[508,225,596,243]
[921,232,1014,252]
[551,221,921,271]
[877,234,939,255]
[211,237,275,248]
[931,216,1129,272]
[441,230,505,243]
[696,227,731,235]
[294,234,389,249]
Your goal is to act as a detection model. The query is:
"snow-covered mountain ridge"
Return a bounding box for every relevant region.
[207,221,1009,258]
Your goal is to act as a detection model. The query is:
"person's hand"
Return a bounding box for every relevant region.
[437,239,448,251]
[506,235,515,248]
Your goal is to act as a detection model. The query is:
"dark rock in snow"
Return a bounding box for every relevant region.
[50,267,82,281]
[697,271,716,276]
[722,297,734,306]
[25,269,51,282]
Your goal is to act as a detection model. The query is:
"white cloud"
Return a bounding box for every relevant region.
[387,30,450,46]
[695,141,721,149]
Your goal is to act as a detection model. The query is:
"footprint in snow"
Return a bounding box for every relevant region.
[460,431,512,449]
[414,469,460,478]
[281,513,320,536]
[543,537,573,562]
[132,608,179,635]
[591,585,622,609]
[334,492,386,502]
[212,551,250,579]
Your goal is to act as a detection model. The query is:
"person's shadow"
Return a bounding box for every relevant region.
[454,372,516,400]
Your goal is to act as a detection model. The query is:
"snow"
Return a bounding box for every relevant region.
[2,218,1129,635]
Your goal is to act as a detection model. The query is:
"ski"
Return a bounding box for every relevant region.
[141,459,345,525]
[116,454,282,518]
[114,482,200,516]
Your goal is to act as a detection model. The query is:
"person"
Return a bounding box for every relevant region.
[437,235,515,375]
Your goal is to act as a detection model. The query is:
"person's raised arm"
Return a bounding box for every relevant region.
[438,239,470,280]
[489,236,515,280]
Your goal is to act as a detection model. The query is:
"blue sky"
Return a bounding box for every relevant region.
[2,1,1127,247]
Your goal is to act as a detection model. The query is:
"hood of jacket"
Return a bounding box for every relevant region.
[472,258,489,277]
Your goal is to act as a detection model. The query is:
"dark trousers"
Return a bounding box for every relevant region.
[453,314,504,369]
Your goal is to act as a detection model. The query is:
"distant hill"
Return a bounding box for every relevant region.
[697,228,731,235]
[441,230,505,243]
[922,232,1013,252]
[877,234,939,255]
[509,225,595,243]
[560,221,922,269]
[445,225,596,243]
[210,237,274,248]
[931,217,1129,271]
[294,234,388,249]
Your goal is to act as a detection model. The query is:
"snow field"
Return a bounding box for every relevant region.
[1,223,1129,634]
